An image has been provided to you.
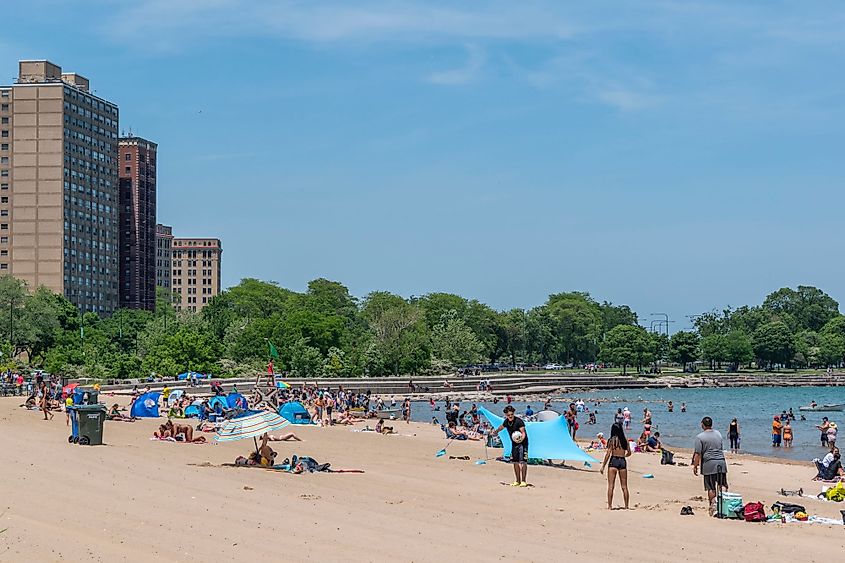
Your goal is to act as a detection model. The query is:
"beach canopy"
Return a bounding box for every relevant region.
[534,410,560,422]
[167,389,184,405]
[177,372,210,380]
[184,405,201,418]
[130,392,162,418]
[215,411,290,443]
[62,383,78,399]
[275,380,290,389]
[278,401,313,424]
[226,392,248,409]
[479,406,598,464]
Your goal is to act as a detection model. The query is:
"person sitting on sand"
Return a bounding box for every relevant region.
[815,450,844,481]
[590,432,607,449]
[645,432,662,452]
[107,404,132,421]
[375,419,395,435]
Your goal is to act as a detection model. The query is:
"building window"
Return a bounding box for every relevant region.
[124,153,130,161]
[0,237,7,244]
[0,118,7,124]
[0,144,7,151]
[0,131,7,138]
[0,184,6,190]
[0,104,8,111]
[0,224,7,231]
[0,250,7,257]
[0,197,6,203]
[0,211,8,217]
[0,264,7,270]
[0,171,7,177]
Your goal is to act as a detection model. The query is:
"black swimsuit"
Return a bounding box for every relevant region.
[609,456,627,470]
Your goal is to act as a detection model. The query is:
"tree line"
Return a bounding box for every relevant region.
[0,275,841,378]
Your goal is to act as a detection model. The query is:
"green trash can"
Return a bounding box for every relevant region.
[75,404,106,445]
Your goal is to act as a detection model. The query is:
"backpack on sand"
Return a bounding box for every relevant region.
[743,502,766,522]
[660,449,675,465]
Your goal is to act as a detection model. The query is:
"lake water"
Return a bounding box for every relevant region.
[410,386,843,461]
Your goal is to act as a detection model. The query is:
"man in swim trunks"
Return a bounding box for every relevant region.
[692,416,728,517]
[490,405,528,487]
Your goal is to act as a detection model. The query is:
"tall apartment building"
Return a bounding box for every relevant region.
[0,60,119,313]
[171,237,221,312]
[119,136,156,310]
[155,223,172,290]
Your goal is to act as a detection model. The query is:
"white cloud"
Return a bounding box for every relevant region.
[100,0,581,45]
[426,45,485,85]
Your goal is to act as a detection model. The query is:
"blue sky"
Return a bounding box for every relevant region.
[2,1,844,327]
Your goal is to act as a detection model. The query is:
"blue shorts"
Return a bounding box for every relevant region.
[511,443,527,463]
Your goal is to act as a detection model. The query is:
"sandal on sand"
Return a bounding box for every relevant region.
[510,482,521,487]
[680,506,694,516]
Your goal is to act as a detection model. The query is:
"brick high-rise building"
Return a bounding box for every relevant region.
[155,223,172,291]
[171,237,221,312]
[119,136,157,310]
[0,60,119,313]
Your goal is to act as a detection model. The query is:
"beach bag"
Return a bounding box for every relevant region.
[660,449,675,465]
[743,502,766,522]
[825,481,845,502]
[771,501,805,514]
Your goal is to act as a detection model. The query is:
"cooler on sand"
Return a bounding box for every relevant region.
[718,491,744,519]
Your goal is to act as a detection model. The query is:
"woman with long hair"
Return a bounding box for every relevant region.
[601,422,631,509]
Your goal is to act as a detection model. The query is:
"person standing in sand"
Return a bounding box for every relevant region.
[692,416,728,517]
[490,405,529,487]
[600,422,631,509]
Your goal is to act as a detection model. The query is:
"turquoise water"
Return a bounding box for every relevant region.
[412,386,843,461]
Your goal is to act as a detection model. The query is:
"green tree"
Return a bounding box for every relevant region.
[763,286,839,332]
[362,292,429,375]
[545,292,602,365]
[599,325,651,375]
[700,333,726,370]
[723,331,753,370]
[289,337,324,377]
[752,321,795,370]
[669,331,700,372]
[818,333,845,367]
[430,310,484,368]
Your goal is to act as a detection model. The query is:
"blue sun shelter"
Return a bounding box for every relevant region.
[478,406,598,464]
[278,401,313,424]
[130,392,162,418]
[226,392,248,410]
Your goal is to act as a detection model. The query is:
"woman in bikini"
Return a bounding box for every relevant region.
[600,422,631,510]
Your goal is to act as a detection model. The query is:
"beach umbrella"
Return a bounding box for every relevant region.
[215,411,290,451]
[275,380,290,389]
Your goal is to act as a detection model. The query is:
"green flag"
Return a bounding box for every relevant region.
[268,340,280,360]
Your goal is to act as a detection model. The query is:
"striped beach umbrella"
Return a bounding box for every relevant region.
[215,411,290,444]
[275,380,290,389]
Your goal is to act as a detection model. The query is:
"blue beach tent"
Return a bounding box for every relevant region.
[478,406,598,464]
[130,392,162,418]
[209,396,228,412]
[226,393,248,409]
[184,405,201,418]
[177,371,210,380]
[278,401,313,424]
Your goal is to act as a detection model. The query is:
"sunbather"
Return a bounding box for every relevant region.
[375,419,395,435]
[267,432,302,442]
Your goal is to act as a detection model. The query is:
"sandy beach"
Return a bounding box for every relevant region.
[1,396,844,563]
